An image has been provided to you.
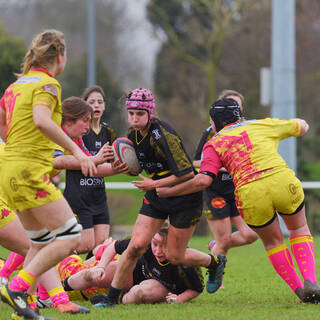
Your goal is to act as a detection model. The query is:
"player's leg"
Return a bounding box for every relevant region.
[100,214,164,306]
[207,218,232,256]
[122,279,169,304]
[76,228,95,254]
[281,204,320,302]
[252,217,304,300]
[168,206,226,294]
[229,215,258,248]
[237,178,304,302]
[0,198,30,257]
[1,198,83,317]
[93,211,110,247]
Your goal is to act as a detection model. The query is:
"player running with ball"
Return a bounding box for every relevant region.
[95,88,226,307]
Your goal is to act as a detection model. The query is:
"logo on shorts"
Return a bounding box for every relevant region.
[35,189,50,199]
[211,197,226,209]
[143,197,150,205]
[1,208,10,219]
[289,183,297,195]
[10,177,18,192]
[21,169,31,181]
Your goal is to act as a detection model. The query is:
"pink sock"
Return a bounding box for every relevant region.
[9,270,36,292]
[289,235,317,284]
[38,283,50,300]
[49,287,70,307]
[0,252,25,279]
[267,243,303,293]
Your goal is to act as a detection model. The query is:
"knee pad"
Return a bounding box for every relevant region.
[26,228,54,244]
[51,217,82,240]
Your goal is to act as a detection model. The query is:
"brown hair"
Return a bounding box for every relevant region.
[19,29,66,76]
[157,220,169,240]
[81,85,106,102]
[62,97,93,124]
[218,89,244,106]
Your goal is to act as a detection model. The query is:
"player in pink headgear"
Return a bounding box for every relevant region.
[97,88,225,307]
[125,88,155,121]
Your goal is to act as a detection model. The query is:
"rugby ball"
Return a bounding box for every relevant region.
[112,138,142,176]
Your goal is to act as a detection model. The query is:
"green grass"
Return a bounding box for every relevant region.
[1,236,320,319]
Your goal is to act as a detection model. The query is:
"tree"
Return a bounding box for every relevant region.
[0,25,25,95]
[148,0,254,119]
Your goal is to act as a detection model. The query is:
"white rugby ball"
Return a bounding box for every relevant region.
[112,138,142,176]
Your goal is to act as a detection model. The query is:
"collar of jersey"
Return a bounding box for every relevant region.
[30,68,54,78]
[157,259,170,266]
[135,129,148,145]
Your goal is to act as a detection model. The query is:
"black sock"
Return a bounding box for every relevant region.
[207,254,219,269]
[62,277,74,291]
[85,251,93,260]
[108,285,122,303]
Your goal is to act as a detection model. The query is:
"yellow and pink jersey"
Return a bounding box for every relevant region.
[0,68,62,166]
[57,255,109,301]
[200,118,301,190]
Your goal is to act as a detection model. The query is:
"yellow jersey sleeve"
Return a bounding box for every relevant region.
[33,87,58,111]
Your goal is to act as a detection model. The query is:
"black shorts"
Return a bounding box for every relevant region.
[74,210,110,230]
[203,190,239,220]
[140,197,202,229]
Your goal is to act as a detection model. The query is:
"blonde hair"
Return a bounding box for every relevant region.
[218,89,244,106]
[19,29,66,76]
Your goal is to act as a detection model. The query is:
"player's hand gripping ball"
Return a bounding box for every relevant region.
[112,138,142,176]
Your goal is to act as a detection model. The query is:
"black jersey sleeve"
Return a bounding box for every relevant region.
[114,238,131,254]
[194,126,214,161]
[153,119,194,177]
[177,265,204,293]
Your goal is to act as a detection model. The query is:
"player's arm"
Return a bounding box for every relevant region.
[33,104,96,176]
[54,155,128,176]
[193,160,201,168]
[166,289,200,304]
[156,173,213,197]
[131,171,194,192]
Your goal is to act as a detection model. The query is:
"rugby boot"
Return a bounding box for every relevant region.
[0,284,38,319]
[92,294,116,308]
[11,309,56,320]
[36,297,53,309]
[303,280,320,304]
[56,301,90,314]
[0,276,8,290]
[90,293,109,305]
[206,254,227,294]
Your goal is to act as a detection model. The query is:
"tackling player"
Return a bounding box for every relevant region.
[157,97,319,303]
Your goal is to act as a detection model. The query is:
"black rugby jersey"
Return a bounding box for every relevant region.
[127,118,202,212]
[63,122,116,216]
[83,122,116,156]
[194,125,235,197]
[115,238,204,294]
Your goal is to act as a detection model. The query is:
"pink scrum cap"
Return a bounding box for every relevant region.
[126,88,155,120]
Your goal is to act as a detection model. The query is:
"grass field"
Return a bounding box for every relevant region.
[1,236,319,320]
